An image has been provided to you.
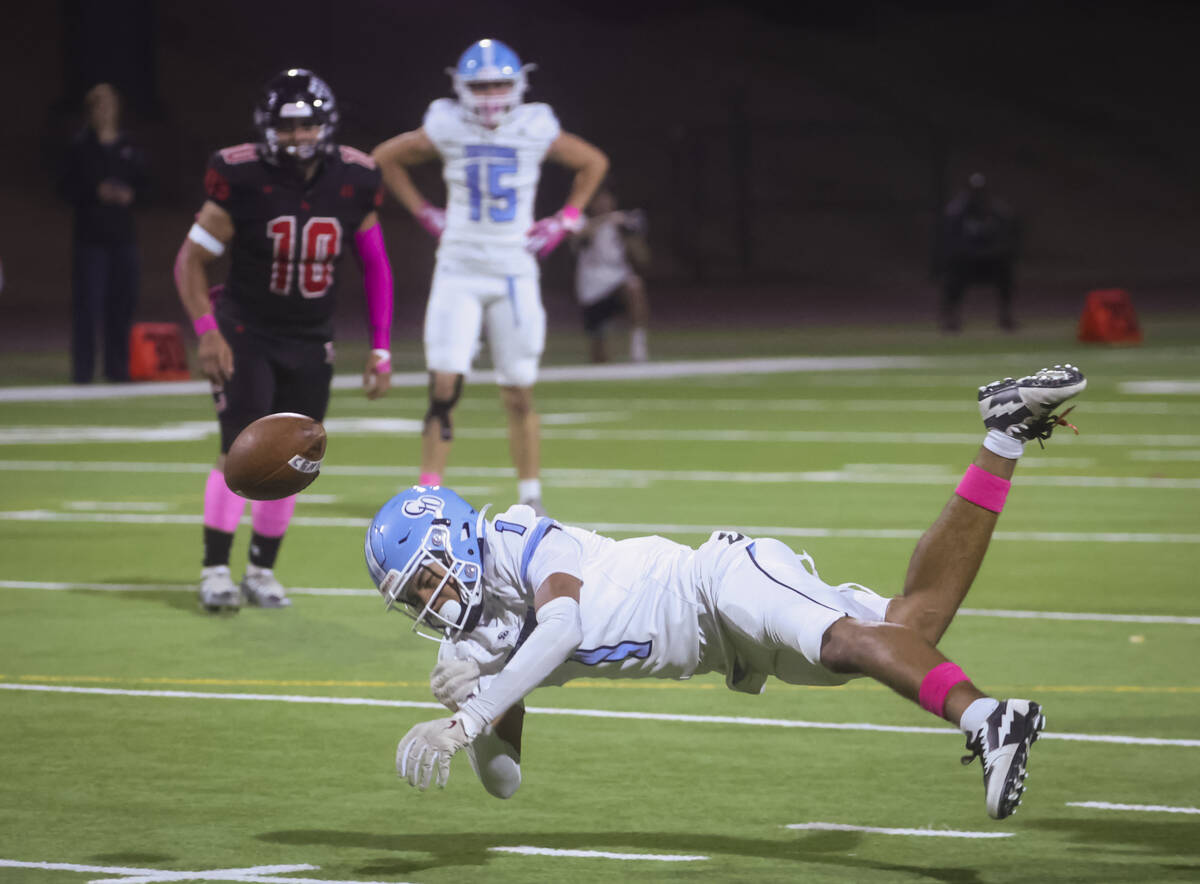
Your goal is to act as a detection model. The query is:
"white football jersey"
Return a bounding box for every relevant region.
[423,99,561,276]
[442,505,716,687]
[575,214,633,306]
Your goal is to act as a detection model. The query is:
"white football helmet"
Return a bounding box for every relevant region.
[448,38,534,128]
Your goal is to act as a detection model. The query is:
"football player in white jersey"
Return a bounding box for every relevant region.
[364,364,1087,820]
[372,38,609,515]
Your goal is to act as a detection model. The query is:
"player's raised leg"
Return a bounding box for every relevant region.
[886,364,1086,644]
[820,616,1045,819]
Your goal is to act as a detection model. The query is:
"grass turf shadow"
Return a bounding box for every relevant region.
[259,828,986,883]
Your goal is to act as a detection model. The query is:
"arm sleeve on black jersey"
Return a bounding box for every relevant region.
[203,153,240,214]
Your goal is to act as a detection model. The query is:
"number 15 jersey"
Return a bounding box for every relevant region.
[423,99,561,277]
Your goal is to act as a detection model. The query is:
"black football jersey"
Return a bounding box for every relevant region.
[204,143,383,339]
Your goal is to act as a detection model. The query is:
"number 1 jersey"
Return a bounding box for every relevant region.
[203,143,383,340]
[423,99,561,276]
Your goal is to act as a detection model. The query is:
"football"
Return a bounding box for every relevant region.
[224,412,327,500]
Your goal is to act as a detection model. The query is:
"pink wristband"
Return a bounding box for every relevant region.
[193,314,218,337]
[918,661,971,719]
[955,463,1010,513]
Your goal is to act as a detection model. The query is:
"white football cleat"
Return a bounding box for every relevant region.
[240,564,292,608]
[978,364,1087,445]
[199,565,241,613]
[961,699,1045,820]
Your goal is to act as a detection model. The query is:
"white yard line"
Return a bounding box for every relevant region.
[1119,381,1200,395]
[3,683,1198,747]
[0,859,406,884]
[1065,801,1200,814]
[1130,450,1200,462]
[0,356,932,403]
[1,509,1197,544]
[489,846,707,861]
[785,822,1013,839]
[2,580,1198,625]
[957,608,1200,625]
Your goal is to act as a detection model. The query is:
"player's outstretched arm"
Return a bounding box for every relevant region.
[176,201,234,384]
[371,128,444,236]
[353,210,393,400]
[395,572,582,792]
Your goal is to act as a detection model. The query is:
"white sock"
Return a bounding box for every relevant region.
[983,429,1024,460]
[518,478,542,503]
[630,327,648,362]
[959,697,1000,735]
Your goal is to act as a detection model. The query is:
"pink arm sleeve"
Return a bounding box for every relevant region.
[354,222,394,351]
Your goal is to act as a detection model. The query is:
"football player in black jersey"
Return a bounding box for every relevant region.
[175,69,396,612]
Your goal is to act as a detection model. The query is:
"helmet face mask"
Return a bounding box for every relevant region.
[449,38,532,128]
[365,487,486,642]
[254,68,339,170]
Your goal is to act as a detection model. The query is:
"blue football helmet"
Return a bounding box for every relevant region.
[448,38,534,127]
[364,486,487,640]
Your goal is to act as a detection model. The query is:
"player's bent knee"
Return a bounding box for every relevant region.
[424,374,464,442]
[819,617,898,674]
[885,595,950,643]
[818,617,863,673]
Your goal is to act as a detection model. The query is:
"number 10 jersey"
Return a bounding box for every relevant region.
[424,99,561,277]
[203,143,383,340]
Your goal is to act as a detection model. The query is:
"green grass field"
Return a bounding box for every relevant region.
[2,317,1198,883]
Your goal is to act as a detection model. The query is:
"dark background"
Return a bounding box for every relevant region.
[4,0,1198,355]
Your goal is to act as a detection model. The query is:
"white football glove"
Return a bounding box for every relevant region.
[395,717,473,791]
[430,654,480,711]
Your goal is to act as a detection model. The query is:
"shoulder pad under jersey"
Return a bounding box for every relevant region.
[422,99,465,147]
[508,102,561,142]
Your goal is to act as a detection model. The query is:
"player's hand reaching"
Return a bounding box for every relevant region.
[526,206,584,259]
[431,651,480,711]
[197,329,234,384]
[395,717,474,790]
[363,349,392,400]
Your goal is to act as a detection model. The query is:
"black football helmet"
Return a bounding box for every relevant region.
[254,68,339,167]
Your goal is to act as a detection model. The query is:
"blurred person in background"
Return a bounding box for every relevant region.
[935,173,1020,333]
[174,69,395,613]
[372,38,608,515]
[60,83,147,383]
[571,181,651,363]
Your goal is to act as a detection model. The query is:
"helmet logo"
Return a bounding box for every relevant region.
[402,495,445,518]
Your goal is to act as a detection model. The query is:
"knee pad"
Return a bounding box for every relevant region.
[424,375,464,441]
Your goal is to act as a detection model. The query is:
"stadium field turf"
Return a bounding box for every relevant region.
[2,317,1198,883]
